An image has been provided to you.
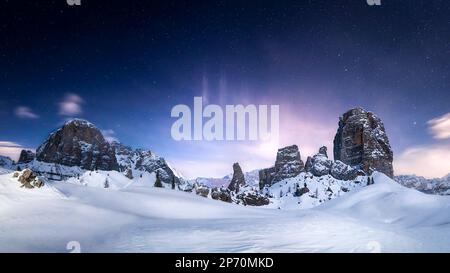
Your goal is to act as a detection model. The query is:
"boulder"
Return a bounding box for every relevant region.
[17,169,45,189]
[333,108,394,178]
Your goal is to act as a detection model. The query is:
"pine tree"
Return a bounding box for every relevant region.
[171,176,176,190]
[16,166,21,171]
[104,178,109,189]
[154,171,163,188]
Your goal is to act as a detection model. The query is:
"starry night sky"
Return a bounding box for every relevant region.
[1,0,450,178]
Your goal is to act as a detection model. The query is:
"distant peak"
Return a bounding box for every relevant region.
[64,118,96,128]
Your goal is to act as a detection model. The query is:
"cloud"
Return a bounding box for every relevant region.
[428,113,450,140]
[395,144,450,179]
[14,106,39,119]
[101,129,119,143]
[0,141,30,161]
[59,93,84,116]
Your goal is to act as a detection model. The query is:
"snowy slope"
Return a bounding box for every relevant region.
[1,171,450,252]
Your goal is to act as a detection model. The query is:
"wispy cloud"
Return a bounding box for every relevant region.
[428,113,450,140]
[59,93,84,116]
[14,106,39,119]
[395,144,450,179]
[101,129,119,143]
[0,141,29,161]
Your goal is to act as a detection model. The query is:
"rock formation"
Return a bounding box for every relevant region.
[112,141,181,185]
[36,119,119,171]
[228,163,246,192]
[16,169,44,189]
[18,150,35,164]
[305,147,358,181]
[333,108,394,178]
[259,145,305,189]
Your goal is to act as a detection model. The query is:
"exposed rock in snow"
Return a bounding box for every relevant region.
[36,119,119,171]
[259,145,305,189]
[228,163,245,192]
[211,187,232,203]
[308,153,333,177]
[333,107,394,178]
[330,160,358,181]
[18,150,35,164]
[15,169,45,189]
[319,146,328,157]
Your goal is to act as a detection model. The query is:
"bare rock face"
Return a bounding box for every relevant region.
[259,145,305,189]
[333,108,394,178]
[228,163,246,192]
[18,150,35,164]
[36,119,119,171]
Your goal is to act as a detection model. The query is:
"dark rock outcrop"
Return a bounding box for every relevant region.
[319,146,328,158]
[18,150,35,164]
[36,119,119,171]
[236,192,270,206]
[211,188,232,203]
[259,145,305,189]
[195,186,210,198]
[228,163,245,192]
[333,108,394,178]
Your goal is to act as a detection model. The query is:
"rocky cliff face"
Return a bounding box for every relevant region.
[259,145,305,189]
[36,119,119,171]
[228,163,245,192]
[112,142,181,185]
[18,150,35,164]
[333,108,394,178]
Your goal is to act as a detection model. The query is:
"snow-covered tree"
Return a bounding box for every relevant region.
[154,171,163,188]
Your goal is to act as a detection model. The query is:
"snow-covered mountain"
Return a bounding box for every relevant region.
[2,119,184,188]
[395,174,450,195]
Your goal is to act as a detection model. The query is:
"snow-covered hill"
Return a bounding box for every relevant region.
[1,171,450,252]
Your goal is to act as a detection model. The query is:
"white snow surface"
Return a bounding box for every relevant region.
[1,171,450,253]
